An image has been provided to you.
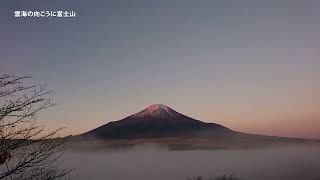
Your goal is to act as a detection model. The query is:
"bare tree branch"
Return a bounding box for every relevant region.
[0,74,68,180]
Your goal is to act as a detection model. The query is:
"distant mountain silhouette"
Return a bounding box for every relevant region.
[80,104,241,139]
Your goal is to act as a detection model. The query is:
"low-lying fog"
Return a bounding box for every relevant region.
[61,145,320,180]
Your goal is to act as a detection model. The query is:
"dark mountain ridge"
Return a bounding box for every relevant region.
[69,104,320,150]
[81,104,236,139]
[78,104,301,142]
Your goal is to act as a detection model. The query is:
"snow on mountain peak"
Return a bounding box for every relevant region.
[147,104,170,111]
[131,104,175,119]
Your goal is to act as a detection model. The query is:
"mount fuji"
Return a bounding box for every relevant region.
[71,104,314,149]
[80,104,237,139]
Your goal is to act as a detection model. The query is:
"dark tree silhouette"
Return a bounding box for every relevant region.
[0,74,68,180]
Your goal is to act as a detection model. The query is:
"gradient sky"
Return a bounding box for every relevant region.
[1,0,320,139]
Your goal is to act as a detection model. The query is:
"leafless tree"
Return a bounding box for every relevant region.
[0,74,68,180]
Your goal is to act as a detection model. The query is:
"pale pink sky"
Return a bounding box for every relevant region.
[1,0,319,139]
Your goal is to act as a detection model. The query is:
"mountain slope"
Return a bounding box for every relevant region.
[81,104,234,139]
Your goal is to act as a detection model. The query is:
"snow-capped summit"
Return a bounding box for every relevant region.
[131,104,176,119]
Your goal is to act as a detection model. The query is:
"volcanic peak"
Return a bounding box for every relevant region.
[131,104,176,119]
